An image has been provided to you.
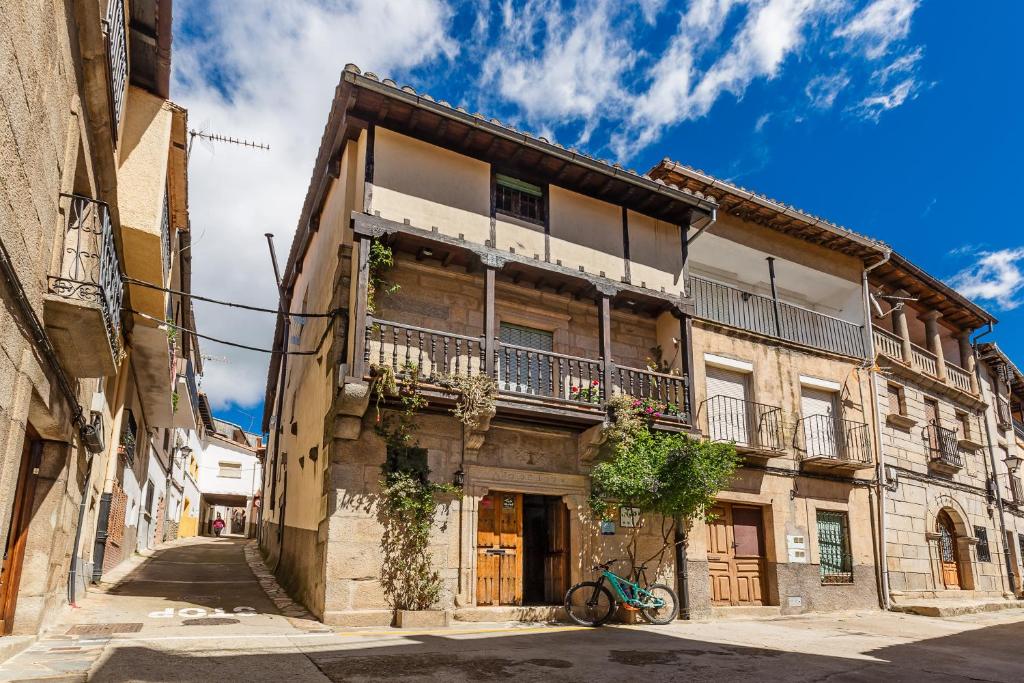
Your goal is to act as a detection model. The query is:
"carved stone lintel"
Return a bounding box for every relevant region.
[579,421,609,463]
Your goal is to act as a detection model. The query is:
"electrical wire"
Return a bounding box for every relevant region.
[122,275,337,317]
[125,307,342,356]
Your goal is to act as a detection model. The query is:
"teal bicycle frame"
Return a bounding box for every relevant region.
[598,568,666,610]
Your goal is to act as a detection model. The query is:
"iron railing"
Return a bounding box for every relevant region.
[104,0,128,137]
[119,408,138,464]
[924,423,963,469]
[184,358,200,415]
[160,188,171,277]
[1010,476,1024,506]
[364,318,689,418]
[798,414,872,464]
[703,395,784,452]
[689,276,864,358]
[1013,418,1024,441]
[49,195,124,353]
[816,510,853,584]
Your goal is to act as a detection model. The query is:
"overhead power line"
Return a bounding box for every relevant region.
[122,276,337,317]
[126,308,341,357]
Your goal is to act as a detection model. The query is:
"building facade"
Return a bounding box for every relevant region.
[195,419,263,538]
[0,0,197,636]
[258,66,919,625]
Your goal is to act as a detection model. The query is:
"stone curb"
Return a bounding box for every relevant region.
[242,540,328,630]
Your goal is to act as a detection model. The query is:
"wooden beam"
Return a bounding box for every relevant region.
[598,293,613,403]
[352,235,371,379]
[484,266,496,376]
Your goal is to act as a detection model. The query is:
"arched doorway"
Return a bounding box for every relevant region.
[937,510,963,590]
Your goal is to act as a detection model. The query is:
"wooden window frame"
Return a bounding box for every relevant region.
[492,171,548,227]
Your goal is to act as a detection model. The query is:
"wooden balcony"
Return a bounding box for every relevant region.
[363,318,691,428]
[689,276,865,358]
[796,415,873,471]
[873,326,979,397]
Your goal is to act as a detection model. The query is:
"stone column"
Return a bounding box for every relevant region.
[890,294,914,365]
[957,331,980,394]
[922,310,948,381]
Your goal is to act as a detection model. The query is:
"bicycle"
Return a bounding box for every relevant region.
[564,559,679,627]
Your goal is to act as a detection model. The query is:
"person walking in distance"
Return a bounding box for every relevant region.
[212,514,226,537]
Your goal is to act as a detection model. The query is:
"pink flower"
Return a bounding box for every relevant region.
[632,400,641,407]
[645,407,654,414]
[654,412,662,418]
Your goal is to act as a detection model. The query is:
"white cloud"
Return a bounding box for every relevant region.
[805,71,850,109]
[948,248,1024,310]
[834,0,919,59]
[754,112,772,132]
[481,0,634,144]
[172,0,456,410]
[853,77,918,121]
[873,46,923,83]
[614,0,844,157]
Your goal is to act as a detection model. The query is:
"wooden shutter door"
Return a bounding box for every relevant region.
[706,505,734,605]
[706,366,750,445]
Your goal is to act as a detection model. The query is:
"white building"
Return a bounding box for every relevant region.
[196,419,263,537]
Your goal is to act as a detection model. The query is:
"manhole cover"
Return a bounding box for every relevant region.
[66,623,143,636]
[182,617,240,626]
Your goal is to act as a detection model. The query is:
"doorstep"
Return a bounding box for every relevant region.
[454,606,569,623]
[890,598,1024,618]
[709,606,783,620]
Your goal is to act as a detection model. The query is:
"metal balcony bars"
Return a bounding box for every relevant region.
[703,395,784,452]
[924,422,963,468]
[103,0,128,138]
[798,414,872,464]
[50,195,124,353]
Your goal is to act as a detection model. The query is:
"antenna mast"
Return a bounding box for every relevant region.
[188,129,270,161]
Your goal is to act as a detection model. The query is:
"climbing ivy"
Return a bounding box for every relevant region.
[367,240,400,315]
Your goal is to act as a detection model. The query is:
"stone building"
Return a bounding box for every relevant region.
[0,0,198,637]
[259,66,910,625]
[868,260,1020,604]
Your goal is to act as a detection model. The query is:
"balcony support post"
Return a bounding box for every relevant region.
[596,288,614,404]
[673,305,696,423]
[765,257,782,338]
[352,235,371,379]
[958,331,980,394]
[890,293,914,365]
[922,310,948,381]
[483,264,496,377]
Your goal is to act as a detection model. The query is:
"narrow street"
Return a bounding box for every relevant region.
[1,536,1023,682]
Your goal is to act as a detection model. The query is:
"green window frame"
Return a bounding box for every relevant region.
[495,174,545,224]
[817,510,853,584]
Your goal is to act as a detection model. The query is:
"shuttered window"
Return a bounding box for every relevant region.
[817,510,853,584]
[499,323,553,395]
[887,384,905,416]
[706,366,750,445]
[801,388,837,458]
[219,462,242,479]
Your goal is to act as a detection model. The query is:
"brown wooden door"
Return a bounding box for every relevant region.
[706,503,766,606]
[0,434,41,634]
[543,498,570,603]
[476,492,523,606]
[937,511,961,589]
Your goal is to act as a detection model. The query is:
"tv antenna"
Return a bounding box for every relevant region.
[187,126,270,161]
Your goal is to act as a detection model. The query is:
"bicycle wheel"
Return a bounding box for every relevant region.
[639,583,679,625]
[564,581,616,627]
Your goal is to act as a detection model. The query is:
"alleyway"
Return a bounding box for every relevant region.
[0,536,1022,681]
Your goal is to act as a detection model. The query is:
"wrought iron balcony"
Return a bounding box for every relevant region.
[45,195,124,376]
[689,276,865,358]
[702,395,784,455]
[364,318,690,423]
[1010,475,1024,507]
[1013,418,1024,442]
[104,0,128,137]
[119,408,138,465]
[924,423,963,471]
[797,414,872,468]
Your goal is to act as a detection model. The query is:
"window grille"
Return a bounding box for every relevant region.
[817,510,853,584]
[1018,533,1024,562]
[974,526,991,562]
[495,174,544,223]
[120,408,138,464]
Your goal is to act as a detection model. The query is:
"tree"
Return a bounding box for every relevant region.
[590,395,739,568]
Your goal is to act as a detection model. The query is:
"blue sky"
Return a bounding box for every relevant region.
[171,1,1024,432]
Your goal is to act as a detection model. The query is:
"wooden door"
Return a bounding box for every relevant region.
[543,498,570,603]
[476,492,523,606]
[937,511,961,589]
[706,503,766,606]
[0,434,41,634]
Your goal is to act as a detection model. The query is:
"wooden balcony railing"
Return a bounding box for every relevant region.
[925,423,963,469]
[797,415,872,465]
[689,275,865,358]
[364,318,690,420]
[946,362,974,394]
[702,395,784,452]
[910,343,939,377]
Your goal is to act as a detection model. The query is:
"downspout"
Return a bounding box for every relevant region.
[971,324,1017,597]
[68,452,96,607]
[861,248,892,610]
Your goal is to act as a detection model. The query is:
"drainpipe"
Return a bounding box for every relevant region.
[674,519,690,619]
[971,324,1017,597]
[861,248,892,610]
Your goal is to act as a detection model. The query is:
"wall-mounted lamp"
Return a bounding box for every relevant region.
[453,468,465,488]
[1005,453,1022,472]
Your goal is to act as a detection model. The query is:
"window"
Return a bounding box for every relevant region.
[887,384,906,416]
[218,461,242,479]
[499,323,554,396]
[495,174,545,224]
[816,510,853,584]
[957,411,973,441]
[975,526,991,562]
[1019,533,1024,562]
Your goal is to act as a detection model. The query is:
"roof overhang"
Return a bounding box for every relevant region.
[978,342,1024,394]
[129,0,172,99]
[650,159,885,260]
